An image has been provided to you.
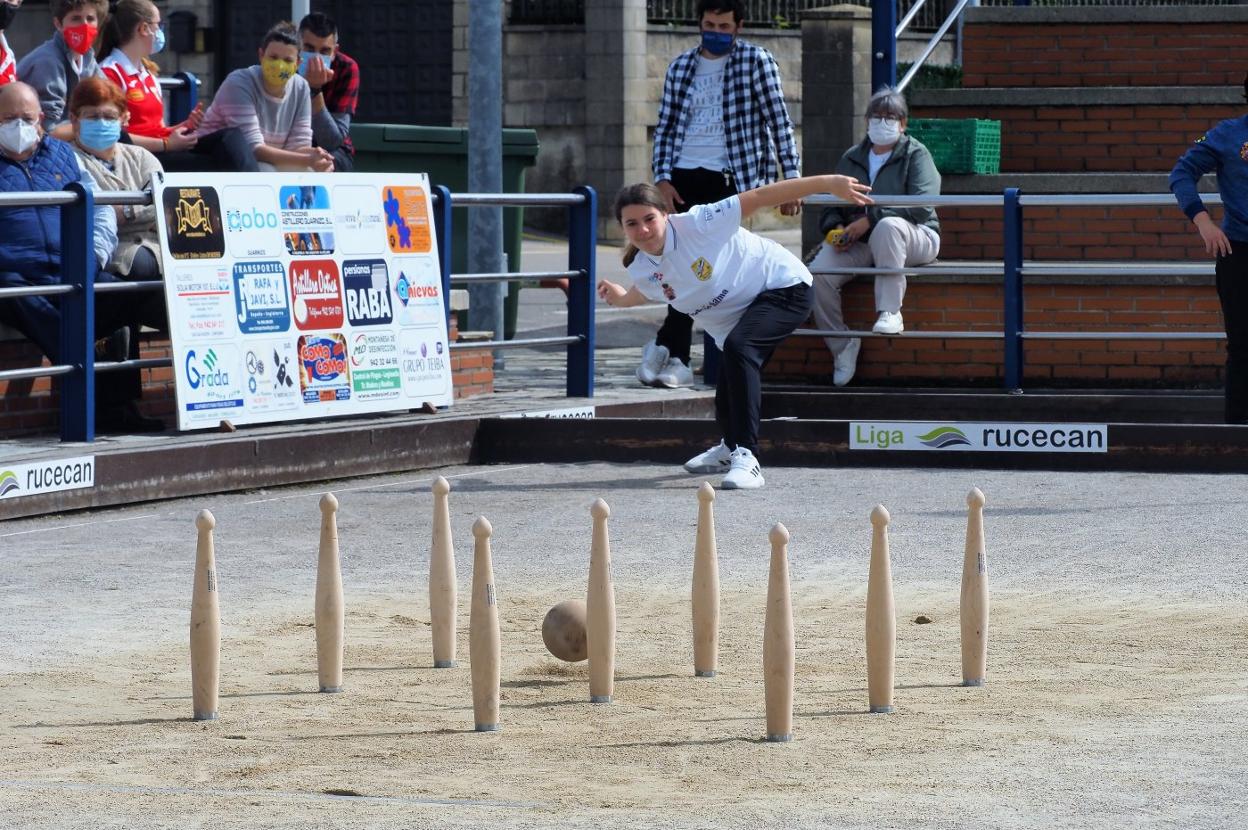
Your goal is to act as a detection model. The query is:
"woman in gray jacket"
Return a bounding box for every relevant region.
[808,87,941,386]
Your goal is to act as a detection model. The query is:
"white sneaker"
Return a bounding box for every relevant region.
[656,357,695,388]
[833,338,861,387]
[636,341,670,387]
[872,311,904,335]
[721,447,765,490]
[684,440,733,474]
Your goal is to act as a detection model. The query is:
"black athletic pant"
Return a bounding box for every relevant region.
[160,128,260,173]
[716,283,813,453]
[656,167,737,364]
[1216,240,1248,423]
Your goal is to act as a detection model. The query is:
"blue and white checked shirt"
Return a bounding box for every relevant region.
[652,39,800,192]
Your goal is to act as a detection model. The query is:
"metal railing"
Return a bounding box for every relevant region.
[790,191,1225,391]
[0,184,597,442]
[156,73,199,129]
[875,0,976,93]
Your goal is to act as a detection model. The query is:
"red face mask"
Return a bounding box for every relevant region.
[61,23,98,56]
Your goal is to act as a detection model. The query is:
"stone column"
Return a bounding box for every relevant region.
[585,0,650,235]
[801,5,873,252]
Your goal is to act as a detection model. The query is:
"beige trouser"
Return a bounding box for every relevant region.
[808,216,940,355]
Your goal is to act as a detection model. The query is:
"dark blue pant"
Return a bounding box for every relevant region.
[715,283,812,453]
[1216,241,1248,424]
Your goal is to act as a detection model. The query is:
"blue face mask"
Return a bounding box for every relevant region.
[298,51,333,76]
[78,118,121,151]
[150,24,166,54]
[700,30,734,56]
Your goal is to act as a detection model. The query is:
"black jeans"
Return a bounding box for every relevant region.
[1216,240,1248,424]
[655,166,737,364]
[161,127,260,173]
[715,283,813,454]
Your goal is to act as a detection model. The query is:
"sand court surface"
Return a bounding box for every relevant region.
[2,463,1246,828]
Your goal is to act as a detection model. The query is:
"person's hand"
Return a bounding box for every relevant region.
[164,127,198,152]
[843,216,871,245]
[778,200,801,216]
[829,174,872,206]
[597,279,627,306]
[174,102,204,133]
[298,146,335,172]
[656,179,683,213]
[304,57,335,93]
[1194,212,1232,258]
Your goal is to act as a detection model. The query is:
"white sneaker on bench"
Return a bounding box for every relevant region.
[872,311,904,335]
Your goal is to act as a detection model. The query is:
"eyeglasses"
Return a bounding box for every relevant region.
[868,116,902,126]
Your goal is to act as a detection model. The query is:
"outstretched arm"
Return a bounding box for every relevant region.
[738,174,872,220]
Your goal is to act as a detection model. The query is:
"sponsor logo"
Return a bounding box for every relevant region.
[298,333,352,403]
[226,207,279,231]
[280,185,335,256]
[501,406,596,419]
[689,288,729,317]
[163,187,224,260]
[850,422,1108,453]
[0,456,95,500]
[185,348,230,391]
[343,259,393,326]
[917,426,971,448]
[383,185,433,253]
[691,257,713,281]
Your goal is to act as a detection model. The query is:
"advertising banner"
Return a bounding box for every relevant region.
[849,422,1109,453]
[154,173,452,431]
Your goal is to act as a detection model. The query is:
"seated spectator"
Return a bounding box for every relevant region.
[0,0,21,87]
[67,76,162,280]
[17,0,106,131]
[96,0,256,173]
[807,86,941,387]
[298,12,357,172]
[195,21,332,173]
[0,81,166,431]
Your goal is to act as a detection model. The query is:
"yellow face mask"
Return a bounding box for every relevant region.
[261,57,294,88]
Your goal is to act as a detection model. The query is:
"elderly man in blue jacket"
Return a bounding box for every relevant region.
[0,81,166,431]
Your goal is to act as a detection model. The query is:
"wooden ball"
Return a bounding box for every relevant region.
[542,600,588,663]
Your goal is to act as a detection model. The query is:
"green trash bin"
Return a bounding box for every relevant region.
[350,125,540,339]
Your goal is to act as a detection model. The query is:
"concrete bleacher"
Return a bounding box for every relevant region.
[772,4,1232,389]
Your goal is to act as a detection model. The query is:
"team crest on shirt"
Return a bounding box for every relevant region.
[126,88,145,102]
[661,282,676,301]
[648,271,664,283]
[691,257,713,281]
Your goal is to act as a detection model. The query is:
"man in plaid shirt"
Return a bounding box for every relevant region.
[298,12,359,172]
[636,0,801,389]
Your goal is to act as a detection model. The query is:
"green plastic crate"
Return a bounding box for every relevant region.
[907,118,1001,175]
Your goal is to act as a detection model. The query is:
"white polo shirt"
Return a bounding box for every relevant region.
[626,196,811,348]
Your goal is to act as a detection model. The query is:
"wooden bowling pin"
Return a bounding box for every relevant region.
[429,476,457,668]
[586,498,616,704]
[865,505,896,714]
[189,509,220,721]
[960,487,989,687]
[315,493,344,693]
[691,482,720,678]
[470,517,501,732]
[763,523,794,743]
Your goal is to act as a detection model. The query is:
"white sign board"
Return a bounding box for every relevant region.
[0,455,95,500]
[154,173,453,431]
[849,422,1108,453]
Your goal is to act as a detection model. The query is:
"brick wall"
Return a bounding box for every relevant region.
[914,103,1241,173]
[766,281,1225,387]
[936,205,1216,262]
[962,23,1248,88]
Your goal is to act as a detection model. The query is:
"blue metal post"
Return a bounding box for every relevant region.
[432,185,453,330]
[169,71,199,126]
[59,182,96,442]
[871,0,898,92]
[1002,187,1024,391]
[566,186,597,398]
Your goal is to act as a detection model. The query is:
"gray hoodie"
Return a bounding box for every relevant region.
[17,33,102,127]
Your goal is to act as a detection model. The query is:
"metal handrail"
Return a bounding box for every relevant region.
[897,0,973,93]
[451,335,582,351]
[451,270,580,284]
[0,284,76,299]
[447,193,588,207]
[804,193,1226,208]
[0,364,76,382]
[896,0,931,36]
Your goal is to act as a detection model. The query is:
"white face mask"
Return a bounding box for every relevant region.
[867,116,902,147]
[0,118,40,157]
